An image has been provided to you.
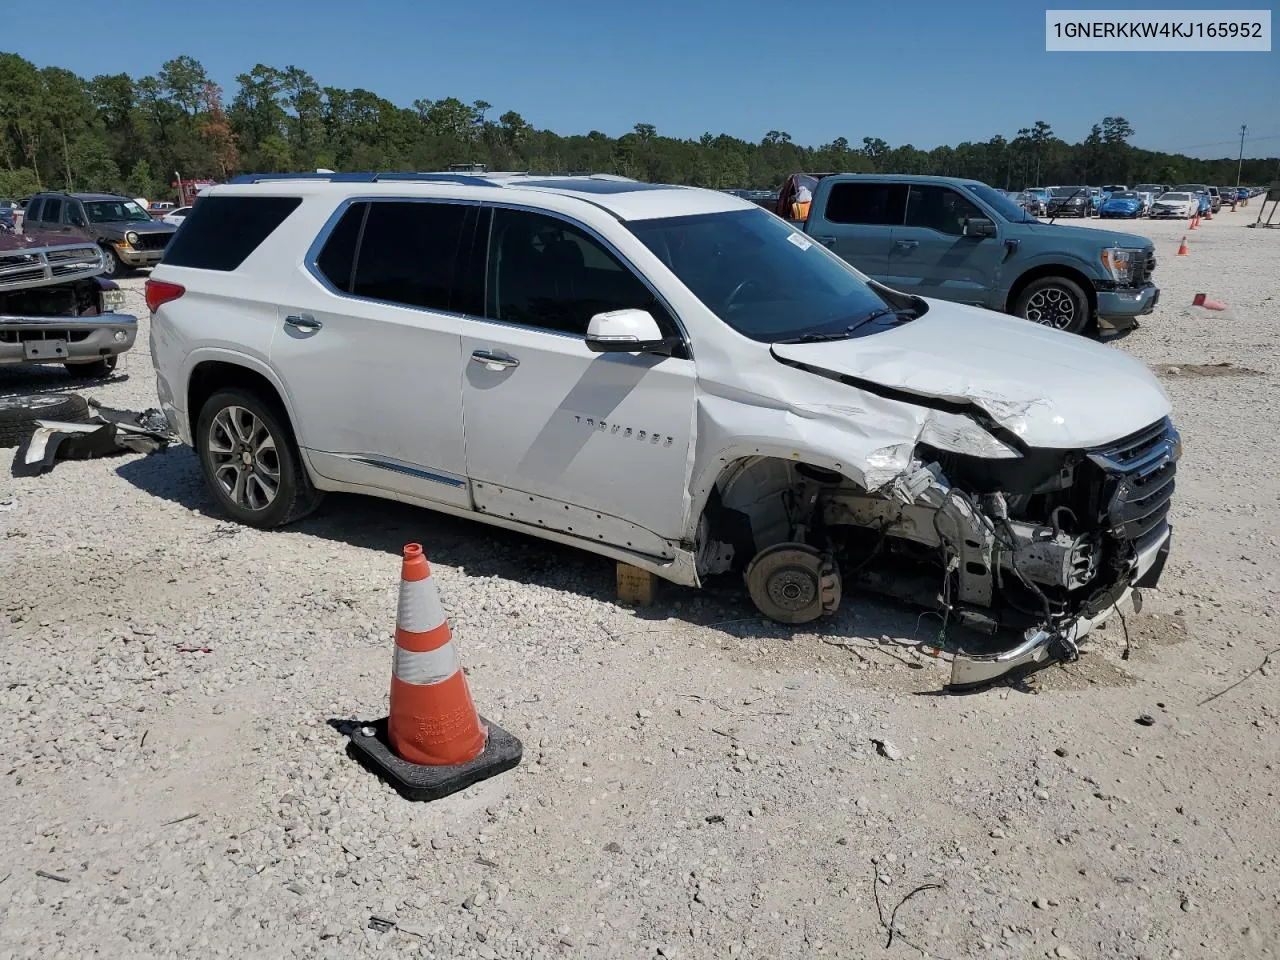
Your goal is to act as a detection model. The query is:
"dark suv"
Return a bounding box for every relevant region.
[23,192,176,275]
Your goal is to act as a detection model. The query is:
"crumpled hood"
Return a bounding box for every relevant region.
[772,301,1171,450]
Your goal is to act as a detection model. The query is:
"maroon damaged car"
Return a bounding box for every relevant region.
[0,223,137,379]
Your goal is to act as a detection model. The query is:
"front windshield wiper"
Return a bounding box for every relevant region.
[774,308,915,344]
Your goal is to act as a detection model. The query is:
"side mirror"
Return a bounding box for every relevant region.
[964,217,997,239]
[585,308,673,354]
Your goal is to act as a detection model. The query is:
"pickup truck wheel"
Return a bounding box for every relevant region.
[65,356,117,379]
[0,393,90,447]
[196,388,322,528]
[745,543,842,625]
[1015,277,1090,334]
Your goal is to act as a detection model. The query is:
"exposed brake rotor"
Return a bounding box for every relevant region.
[745,542,842,625]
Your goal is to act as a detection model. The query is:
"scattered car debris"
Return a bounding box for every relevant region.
[13,398,173,475]
[34,870,70,883]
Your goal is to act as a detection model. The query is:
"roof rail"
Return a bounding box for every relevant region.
[228,171,494,186]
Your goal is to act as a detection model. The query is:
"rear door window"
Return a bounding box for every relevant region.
[162,195,302,271]
[822,182,908,225]
[25,198,42,222]
[40,197,63,223]
[350,201,470,312]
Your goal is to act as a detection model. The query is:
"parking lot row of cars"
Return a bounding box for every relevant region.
[1003,182,1261,220]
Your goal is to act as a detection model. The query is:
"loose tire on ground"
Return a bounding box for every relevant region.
[1014,276,1091,335]
[195,387,322,528]
[0,393,90,447]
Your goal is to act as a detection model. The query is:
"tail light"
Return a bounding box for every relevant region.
[145,278,185,313]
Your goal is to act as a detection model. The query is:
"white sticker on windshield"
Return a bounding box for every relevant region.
[787,232,813,251]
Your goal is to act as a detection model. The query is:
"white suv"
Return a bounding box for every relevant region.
[148,172,1178,687]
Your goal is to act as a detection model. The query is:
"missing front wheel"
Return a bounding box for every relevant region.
[745,543,842,625]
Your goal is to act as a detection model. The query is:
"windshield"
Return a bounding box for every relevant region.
[1160,193,1190,201]
[84,200,152,223]
[1110,192,1139,200]
[627,208,905,343]
[961,183,1036,223]
[1049,186,1086,197]
[1134,184,1162,192]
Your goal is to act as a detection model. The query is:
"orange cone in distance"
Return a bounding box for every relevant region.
[1193,293,1226,310]
[388,544,486,766]
[1177,236,1189,256]
[341,544,522,802]
[1189,214,1199,230]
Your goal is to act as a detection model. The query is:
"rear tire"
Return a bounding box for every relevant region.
[195,387,322,527]
[1014,276,1091,335]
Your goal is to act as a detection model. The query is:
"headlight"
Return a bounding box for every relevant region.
[918,410,1021,460]
[1100,247,1142,283]
[102,288,126,312]
[125,231,140,247]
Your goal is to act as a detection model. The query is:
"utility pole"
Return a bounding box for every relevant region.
[1236,124,1247,190]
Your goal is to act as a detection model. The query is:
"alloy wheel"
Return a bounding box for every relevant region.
[1024,286,1077,330]
[207,405,281,511]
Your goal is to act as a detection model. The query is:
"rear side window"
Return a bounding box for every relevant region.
[25,198,42,221]
[41,197,63,223]
[351,201,469,312]
[314,203,367,293]
[162,196,302,271]
[823,183,907,226]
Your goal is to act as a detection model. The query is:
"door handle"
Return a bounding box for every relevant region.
[895,239,919,250]
[814,235,837,247]
[471,349,519,370]
[284,313,322,332]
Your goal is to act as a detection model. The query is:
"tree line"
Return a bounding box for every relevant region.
[2,51,1275,202]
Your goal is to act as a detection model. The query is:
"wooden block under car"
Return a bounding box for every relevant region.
[616,563,656,606]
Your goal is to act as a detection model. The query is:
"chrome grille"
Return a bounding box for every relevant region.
[1089,418,1178,542]
[0,242,103,291]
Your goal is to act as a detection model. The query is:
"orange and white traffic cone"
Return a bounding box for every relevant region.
[389,544,486,765]
[1192,292,1226,310]
[1177,236,1190,256]
[342,544,522,801]
[1189,213,1199,230]
[1204,207,1213,220]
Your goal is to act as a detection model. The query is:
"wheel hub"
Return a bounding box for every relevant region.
[745,543,842,625]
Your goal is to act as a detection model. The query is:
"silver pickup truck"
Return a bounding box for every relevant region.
[0,226,137,378]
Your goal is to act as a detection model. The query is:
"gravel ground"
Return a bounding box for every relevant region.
[1,209,1278,959]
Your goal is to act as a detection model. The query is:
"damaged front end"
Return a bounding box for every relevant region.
[840,416,1178,686]
[707,414,1179,689]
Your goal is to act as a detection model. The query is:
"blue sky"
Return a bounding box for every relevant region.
[2,0,1277,158]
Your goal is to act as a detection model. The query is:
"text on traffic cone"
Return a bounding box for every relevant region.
[388,544,487,766]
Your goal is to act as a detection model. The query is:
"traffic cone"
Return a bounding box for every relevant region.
[1177,236,1189,256]
[1189,213,1199,230]
[1193,293,1226,310]
[340,544,522,801]
[1204,207,1213,220]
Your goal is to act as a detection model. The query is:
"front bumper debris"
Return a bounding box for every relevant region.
[948,524,1172,689]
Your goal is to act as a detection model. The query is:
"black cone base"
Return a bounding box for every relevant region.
[342,716,522,802]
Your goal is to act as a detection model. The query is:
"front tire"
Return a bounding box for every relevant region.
[195,387,322,527]
[1014,276,1091,335]
[100,245,126,276]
